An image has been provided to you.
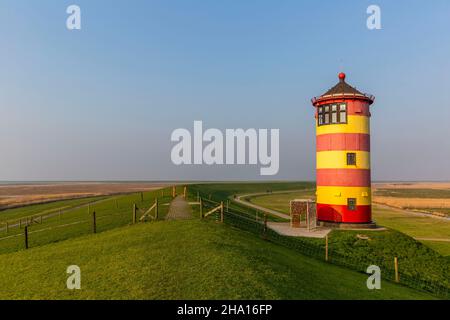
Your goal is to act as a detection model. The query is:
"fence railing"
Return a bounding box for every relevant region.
[197,194,450,299]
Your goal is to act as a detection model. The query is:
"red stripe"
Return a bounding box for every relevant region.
[317,169,371,187]
[316,133,370,152]
[316,204,371,223]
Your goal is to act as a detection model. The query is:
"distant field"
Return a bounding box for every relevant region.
[0,182,168,209]
[0,219,434,300]
[373,183,450,216]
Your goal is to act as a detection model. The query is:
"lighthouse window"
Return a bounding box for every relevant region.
[331,104,338,123]
[347,152,356,165]
[339,104,347,123]
[317,103,347,126]
[347,198,357,211]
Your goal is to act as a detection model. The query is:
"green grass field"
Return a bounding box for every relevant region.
[0,182,448,299]
[0,219,434,300]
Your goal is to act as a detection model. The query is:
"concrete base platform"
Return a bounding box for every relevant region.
[267,222,331,238]
[318,221,382,230]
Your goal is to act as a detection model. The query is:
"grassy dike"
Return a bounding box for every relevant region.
[0,219,434,300]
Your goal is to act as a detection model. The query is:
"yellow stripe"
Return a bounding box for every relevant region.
[317,151,370,169]
[316,115,370,135]
[317,186,371,206]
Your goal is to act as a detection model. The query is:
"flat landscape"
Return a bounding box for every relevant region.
[0,182,169,209]
[0,181,448,300]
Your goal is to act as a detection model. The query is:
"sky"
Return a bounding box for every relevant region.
[1,0,450,181]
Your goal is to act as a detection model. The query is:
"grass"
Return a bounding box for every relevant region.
[0,186,180,255]
[372,206,450,256]
[205,185,450,291]
[0,219,434,300]
[242,189,450,257]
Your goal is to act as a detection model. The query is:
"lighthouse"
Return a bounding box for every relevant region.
[311,73,375,226]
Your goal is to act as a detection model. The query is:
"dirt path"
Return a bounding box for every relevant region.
[165,196,192,220]
[234,192,294,220]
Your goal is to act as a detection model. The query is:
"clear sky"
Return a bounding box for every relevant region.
[1,0,450,181]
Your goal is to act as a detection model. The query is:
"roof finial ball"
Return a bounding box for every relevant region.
[338,72,346,82]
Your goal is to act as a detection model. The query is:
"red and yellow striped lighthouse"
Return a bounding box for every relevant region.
[311,73,375,225]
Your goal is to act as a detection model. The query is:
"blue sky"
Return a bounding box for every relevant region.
[1,0,450,181]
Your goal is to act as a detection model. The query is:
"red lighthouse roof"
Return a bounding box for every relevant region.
[312,73,374,106]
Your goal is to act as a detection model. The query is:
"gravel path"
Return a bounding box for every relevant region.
[165,196,192,220]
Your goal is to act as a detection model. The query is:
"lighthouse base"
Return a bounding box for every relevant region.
[318,221,378,230]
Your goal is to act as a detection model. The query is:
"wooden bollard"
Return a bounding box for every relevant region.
[394,257,399,283]
[133,204,137,224]
[325,235,329,262]
[24,226,29,249]
[92,211,97,234]
[220,201,224,223]
[155,198,159,219]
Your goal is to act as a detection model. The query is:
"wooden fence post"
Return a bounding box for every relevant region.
[24,226,29,249]
[199,198,203,219]
[92,211,97,234]
[133,203,137,224]
[172,186,176,198]
[325,235,329,262]
[155,198,159,219]
[394,257,399,283]
[220,201,224,223]
[183,186,187,199]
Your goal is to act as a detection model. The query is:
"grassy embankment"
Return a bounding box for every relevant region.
[0,219,434,300]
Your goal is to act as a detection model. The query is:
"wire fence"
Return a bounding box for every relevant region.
[0,188,176,254]
[198,194,450,299]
